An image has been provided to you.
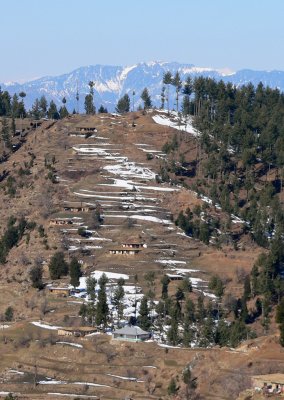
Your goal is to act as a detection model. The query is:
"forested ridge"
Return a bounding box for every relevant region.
[156,73,284,343]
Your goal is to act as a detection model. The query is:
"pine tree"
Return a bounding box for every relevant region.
[215,318,230,346]
[18,91,26,118]
[182,95,191,116]
[84,94,95,115]
[1,117,11,150]
[0,90,11,116]
[86,81,96,114]
[69,257,82,288]
[141,88,152,110]
[98,105,108,113]
[95,273,109,328]
[138,296,151,330]
[86,276,97,302]
[113,283,125,325]
[29,264,43,289]
[196,295,206,321]
[31,99,41,119]
[5,306,14,322]
[39,95,48,117]
[48,101,60,119]
[183,76,193,97]
[11,94,20,118]
[184,298,195,323]
[11,118,16,136]
[167,377,178,396]
[59,97,69,119]
[172,71,182,112]
[155,300,165,336]
[48,252,68,280]
[163,71,172,114]
[115,94,130,113]
[160,86,166,109]
[161,275,170,299]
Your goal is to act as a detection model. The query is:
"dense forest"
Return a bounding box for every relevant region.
[155,73,284,344]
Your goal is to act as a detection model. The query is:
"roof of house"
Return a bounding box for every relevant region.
[113,326,149,336]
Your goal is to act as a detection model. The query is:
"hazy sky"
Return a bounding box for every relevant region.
[1,0,283,82]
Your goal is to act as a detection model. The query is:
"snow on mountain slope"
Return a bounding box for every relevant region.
[2,61,284,112]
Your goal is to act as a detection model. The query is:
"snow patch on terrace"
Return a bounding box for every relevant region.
[56,342,83,348]
[73,270,129,291]
[155,259,186,266]
[103,162,156,180]
[99,178,178,192]
[38,379,67,385]
[129,215,172,224]
[106,373,142,382]
[74,381,110,388]
[30,321,61,330]
[48,394,98,398]
[152,113,200,137]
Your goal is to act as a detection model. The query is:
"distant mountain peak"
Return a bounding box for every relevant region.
[1,61,284,111]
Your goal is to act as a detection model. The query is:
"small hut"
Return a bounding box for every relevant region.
[121,238,147,249]
[49,218,73,226]
[112,326,150,342]
[109,247,141,255]
[63,202,93,213]
[166,273,183,281]
[252,374,284,394]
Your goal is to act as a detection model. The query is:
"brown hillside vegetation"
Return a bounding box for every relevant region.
[0,111,281,399]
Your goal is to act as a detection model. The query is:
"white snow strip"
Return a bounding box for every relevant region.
[172,268,200,274]
[106,374,141,382]
[157,343,182,349]
[56,342,83,348]
[8,369,25,375]
[30,321,61,330]
[73,270,129,291]
[39,379,67,385]
[155,259,186,265]
[103,162,156,180]
[74,382,110,388]
[48,394,98,399]
[0,324,11,329]
[128,215,172,224]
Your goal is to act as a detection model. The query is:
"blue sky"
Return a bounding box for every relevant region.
[0,0,283,82]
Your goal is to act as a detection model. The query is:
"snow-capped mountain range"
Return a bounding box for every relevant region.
[2,61,284,112]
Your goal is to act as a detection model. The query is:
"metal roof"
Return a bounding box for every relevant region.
[113,326,149,336]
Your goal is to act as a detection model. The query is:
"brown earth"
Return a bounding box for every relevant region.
[0,111,280,399]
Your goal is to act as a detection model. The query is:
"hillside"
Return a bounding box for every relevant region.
[0,109,283,399]
[3,61,284,111]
